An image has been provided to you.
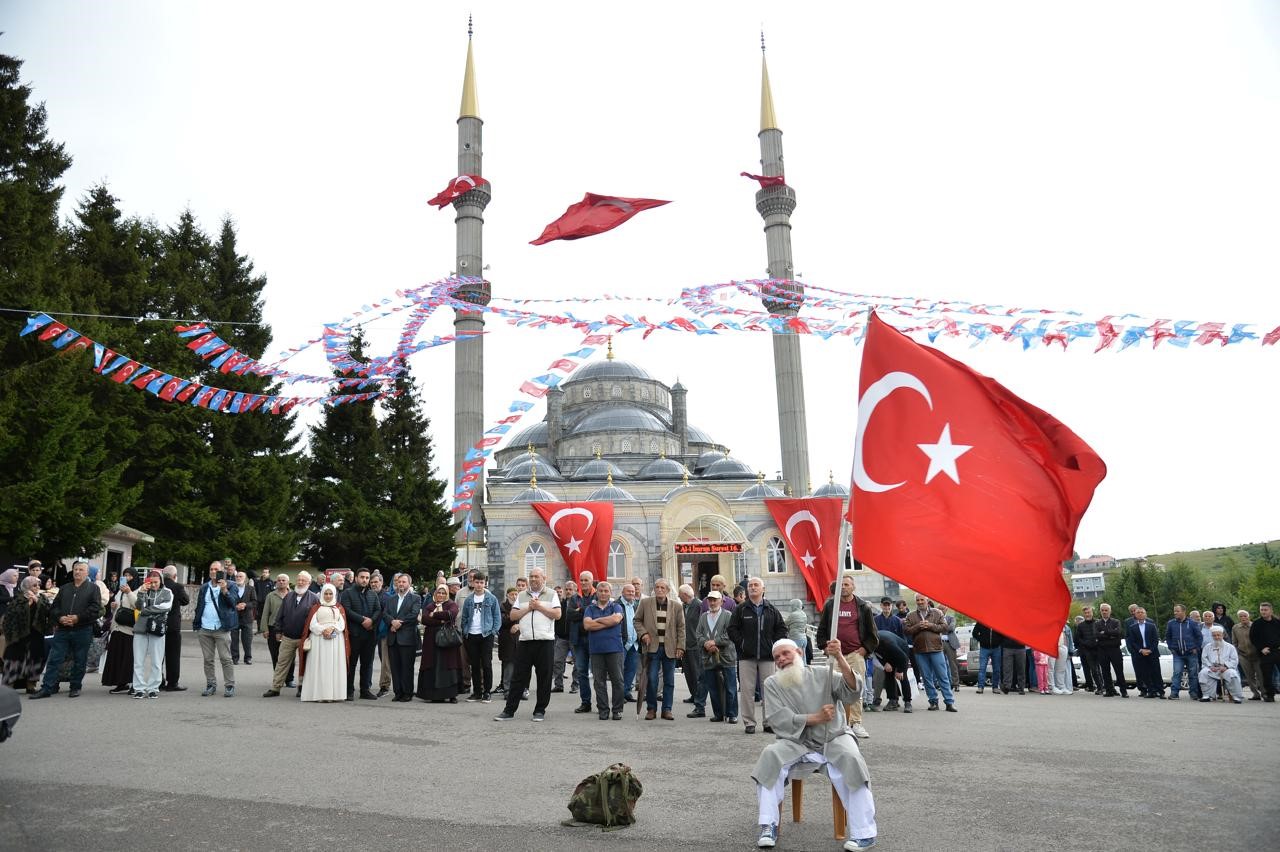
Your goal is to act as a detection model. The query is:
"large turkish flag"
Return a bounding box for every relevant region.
[850,313,1106,655]
[764,498,844,607]
[531,502,615,585]
[529,193,670,245]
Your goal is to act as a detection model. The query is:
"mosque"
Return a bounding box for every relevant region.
[445,27,898,606]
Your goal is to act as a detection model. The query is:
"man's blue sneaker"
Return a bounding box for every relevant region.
[757,823,777,848]
[844,838,876,850]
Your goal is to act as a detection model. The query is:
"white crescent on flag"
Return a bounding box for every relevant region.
[853,370,933,493]
[784,511,822,548]
[548,506,594,539]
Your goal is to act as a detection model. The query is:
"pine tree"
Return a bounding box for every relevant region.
[373,366,457,578]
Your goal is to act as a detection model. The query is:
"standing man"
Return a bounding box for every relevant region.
[494,566,561,721]
[873,597,904,640]
[972,621,1003,694]
[381,573,422,703]
[372,572,393,696]
[582,580,626,720]
[679,583,708,717]
[1126,607,1164,699]
[30,560,101,700]
[262,571,318,698]
[192,560,238,698]
[1233,610,1264,700]
[1095,603,1129,698]
[700,574,739,613]
[160,564,190,692]
[999,629,1027,695]
[729,577,788,735]
[634,578,685,721]
[1073,606,1102,695]
[1249,601,1280,702]
[816,573,879,738]
[229,570,257,665]
[553,579,578,694]
[938,605,961,692]
[904,593,957,712]
[751,638,878,850]
[571,571,596,698]
[619,583,641,702]
[340,568,383,701]
[258,574,291,685]
[1164,604,1202,700]
[460,572,500,703]
[252,568,273,615]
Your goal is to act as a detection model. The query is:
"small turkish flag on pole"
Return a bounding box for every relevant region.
[531,502,615,579]
[764,498,844,607]
[530,193,670,245]
[850,313,1106,655]
[428,175,487,208]
[740,171,786,188]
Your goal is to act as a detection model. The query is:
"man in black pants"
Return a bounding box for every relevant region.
[1000,631,1027,695]
[381,574,422,702]
[161,565,190,691]
[1095,602,1129,697]
[1249,601,1280,702]
[1074,605,1102,694]
[340,568,383,700]
[494,567,561,721]
[461,573,500,702]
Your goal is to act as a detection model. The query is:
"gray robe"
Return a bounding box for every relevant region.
[751,664,871,789]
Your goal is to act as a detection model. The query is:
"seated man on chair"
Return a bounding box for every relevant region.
[752,638,877,850]
[1198,625,1243,704]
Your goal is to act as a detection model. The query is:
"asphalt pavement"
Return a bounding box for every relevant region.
[0,643,1274,851]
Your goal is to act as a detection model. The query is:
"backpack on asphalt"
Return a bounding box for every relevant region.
[563,763,643,831]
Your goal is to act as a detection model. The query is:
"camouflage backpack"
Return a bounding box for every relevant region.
[563,763,643,831]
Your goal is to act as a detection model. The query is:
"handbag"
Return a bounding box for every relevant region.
[145,616,166,637]
[114,607,135,628]
[302,636,312,651]
[435,624,462,649]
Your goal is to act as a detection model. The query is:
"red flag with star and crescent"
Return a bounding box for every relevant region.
[850,312,1107,656]
[428,174,488,208]
[531,502,615,583]
[530,193,670,245]
[764,498,844,607]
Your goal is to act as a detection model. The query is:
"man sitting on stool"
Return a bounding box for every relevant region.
[752,638,877,850]
[1198,625,1243,704]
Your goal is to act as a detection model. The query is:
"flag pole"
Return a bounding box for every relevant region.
[828,511,845,711]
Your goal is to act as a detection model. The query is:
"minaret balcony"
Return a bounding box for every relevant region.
[754,184,796,218]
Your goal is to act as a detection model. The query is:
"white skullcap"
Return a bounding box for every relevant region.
[772,638,799,653]
[1210,624,1225,634]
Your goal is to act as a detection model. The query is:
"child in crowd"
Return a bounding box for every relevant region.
[1033,649,1052,694]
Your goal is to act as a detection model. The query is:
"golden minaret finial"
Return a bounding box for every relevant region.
[460,15,480,119]
[527,443,535,456]
[828,470,836,485]
[785,483,794,496]
[595,447,603,459]
[757,471,766,484]
[681,469,690,487]
[760,30,778,132]
[659,449,666,459]
[606,470,614,486]
[606,335,615,361]
[530,459,539,489]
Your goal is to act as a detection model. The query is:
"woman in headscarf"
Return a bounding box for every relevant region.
[416,584,461,703]
[130,569,174,699]
[0,568,17,622]
[101,568,139,694]
[1,577,54,692]
[298,583,349,702]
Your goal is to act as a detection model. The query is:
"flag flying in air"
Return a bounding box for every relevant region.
[530,193,670,245]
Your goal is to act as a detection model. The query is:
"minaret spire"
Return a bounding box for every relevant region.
[753,35,811,499]
[452,17,492,547]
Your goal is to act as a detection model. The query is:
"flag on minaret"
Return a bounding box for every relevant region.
[530,193,670,245]
[428,174,488,208]
[740,171,786,188]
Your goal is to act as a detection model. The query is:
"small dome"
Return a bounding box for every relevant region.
[738,482,784,500]
[686,424,714,445]
[507,421,548,448]
[563,359,653,383]
[813,477,850,498]
[671,380,686,392]
[693,449,727,472]
[701,456,755,480]
[510,485,559,503]
[638,456,689,481]
[572,458,630,481]
[587,483,638,502]
[503,455,564,482]
[571,406,666,435]
[663,481,694,501]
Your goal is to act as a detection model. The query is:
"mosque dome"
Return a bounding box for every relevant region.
[686,424,715,445]
[812,474,850,498]
[701,456,755,480]
[510,485,559,503]
[563,359,653,383]
[738,480,784,499]
[587,481,639,502]
[570,406,666,435]
[503,454,564,482]
[506,421,548,448]
[638,456,689,481]
[692,449,727,472]
[571,458,630,481]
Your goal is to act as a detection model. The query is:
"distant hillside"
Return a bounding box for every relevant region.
[1120,540,1279,576]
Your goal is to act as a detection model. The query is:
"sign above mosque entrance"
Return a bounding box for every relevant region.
[674,542,743,554]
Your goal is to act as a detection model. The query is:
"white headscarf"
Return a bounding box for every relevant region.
[320,583,338,606]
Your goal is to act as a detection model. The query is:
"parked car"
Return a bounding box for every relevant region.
[963,635,1083,686]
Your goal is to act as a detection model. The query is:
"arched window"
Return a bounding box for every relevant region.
[608,540,627,578]
[523,541,546,574]
[611,385,622,398]
[621,439,633,453]
[650,439,659,453]
[766,537,787,574]
[641,386,650,401]
[583,387,592,399]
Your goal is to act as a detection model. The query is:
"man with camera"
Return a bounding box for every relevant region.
[193,560,240,698]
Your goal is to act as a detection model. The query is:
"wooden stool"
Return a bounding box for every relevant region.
[787,770,846,840]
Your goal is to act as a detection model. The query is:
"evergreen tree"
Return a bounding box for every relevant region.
[372,366,456,576]
[0,55,137,564]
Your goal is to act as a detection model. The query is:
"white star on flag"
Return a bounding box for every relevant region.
[564,536,583,554]
[801,552,817,569]
[917,423,972,484]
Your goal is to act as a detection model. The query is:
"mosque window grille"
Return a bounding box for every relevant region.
[611,385,622,399]
[621,439,633,453]
[592,443,602,456]
[650,439,659,453]
[641,387,650,401]
[608,539,628,580]
[766,537,787,574]
[733,551,749,580]
[523,541,547,575]
[583,387,592,399]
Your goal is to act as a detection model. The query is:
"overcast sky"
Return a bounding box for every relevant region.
[5,1,1278,559]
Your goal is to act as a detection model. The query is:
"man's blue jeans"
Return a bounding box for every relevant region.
[704,664,739,719]
[916,650,955,705]
[40,626,92,693]
[1170,651,1200,698]
[573,641,592,705]
[623,647,639,695]
[977,647,1002,689]
[645,645,677,712]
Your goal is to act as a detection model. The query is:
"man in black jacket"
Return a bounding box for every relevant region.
[1073,606,1101,694]
[31,560,102,699]
[263,571,319,698]
[1248,601,1279,702]
[972,621,1003,693]
[161,565,190,691]
[1095,602,1129,698]
[728,576,787,735]
[340,568,383,701]
[230,571,257,665]
[382,574,422,702]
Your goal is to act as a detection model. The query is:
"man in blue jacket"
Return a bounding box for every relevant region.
[193,560,240,698]
[460,573,501,703]
[1164,604,1202,700]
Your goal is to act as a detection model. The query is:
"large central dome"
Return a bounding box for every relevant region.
[564,359,652,383]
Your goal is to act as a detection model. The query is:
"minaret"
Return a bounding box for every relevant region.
[453,16,492,542]
[755,34,811,497]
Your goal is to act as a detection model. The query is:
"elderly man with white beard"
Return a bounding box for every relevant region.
[752,638,877,850]
[1198,625,1243,703]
